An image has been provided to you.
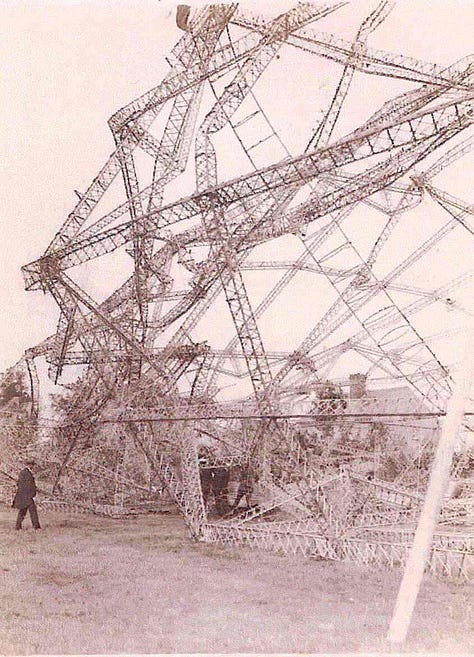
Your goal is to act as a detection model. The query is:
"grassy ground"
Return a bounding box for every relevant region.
[0,504,473,655]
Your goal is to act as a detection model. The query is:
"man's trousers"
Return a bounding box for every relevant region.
[15,501,41,529]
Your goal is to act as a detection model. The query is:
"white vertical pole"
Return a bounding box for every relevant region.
[387,318,474,645]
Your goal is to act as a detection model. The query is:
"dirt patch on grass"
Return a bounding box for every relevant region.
[1,505,473,654]
[33,570,84,587]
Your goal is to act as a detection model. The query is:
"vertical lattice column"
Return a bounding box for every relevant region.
[179,430,207,537]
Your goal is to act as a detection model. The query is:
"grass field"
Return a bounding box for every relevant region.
[1,503,473,654]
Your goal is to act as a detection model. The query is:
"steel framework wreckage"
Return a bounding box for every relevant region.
[2,1,474,578]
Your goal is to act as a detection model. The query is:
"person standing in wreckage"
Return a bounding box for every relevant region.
[233,462,255,509]
[198,445,231,516]
[12,459,41,530]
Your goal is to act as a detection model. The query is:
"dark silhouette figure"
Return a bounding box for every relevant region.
[234,464,254,509]
[211,467,230,516]
[12,462,41,530]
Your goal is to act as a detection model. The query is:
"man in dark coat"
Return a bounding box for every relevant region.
[233,463,254,509]
[12,460,41,530]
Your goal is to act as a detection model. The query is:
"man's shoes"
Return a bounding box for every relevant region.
[34,527,42,531]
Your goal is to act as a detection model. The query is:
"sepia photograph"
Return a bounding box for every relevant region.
[0,0,473,654]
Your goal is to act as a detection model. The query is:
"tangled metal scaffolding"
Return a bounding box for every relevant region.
[2,1,474,579]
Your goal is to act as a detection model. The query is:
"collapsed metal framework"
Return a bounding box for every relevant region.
[3,1,474,578]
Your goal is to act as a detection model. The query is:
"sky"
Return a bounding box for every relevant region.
[0,0,473,407]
